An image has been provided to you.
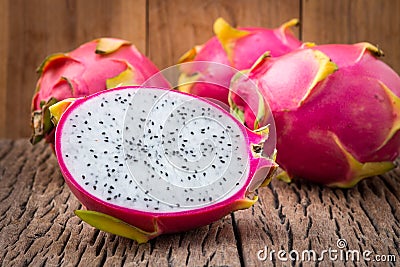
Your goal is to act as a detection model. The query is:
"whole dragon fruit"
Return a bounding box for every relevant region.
[178,17,302,105]
[31,38,166,145]
[229,43,400,187]
[53,86,276,242]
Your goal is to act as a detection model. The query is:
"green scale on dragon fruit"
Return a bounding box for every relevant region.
[54,86,276,243]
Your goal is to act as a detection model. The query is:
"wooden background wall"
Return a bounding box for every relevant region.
[1,0,399,139]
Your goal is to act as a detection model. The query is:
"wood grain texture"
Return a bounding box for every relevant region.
[148,0,300,69]
[302,0,400,72]
[235,176,400,266]
[0,0,8,138]
[1,140,399,266]
[1,0,146,139]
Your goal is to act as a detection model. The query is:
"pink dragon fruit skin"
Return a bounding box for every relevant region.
[178,18,301,105]
[54,86,276,242]
[229,43,400,187]
[31,38,167,145]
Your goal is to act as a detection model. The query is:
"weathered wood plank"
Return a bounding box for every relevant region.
[1,0,146,140]
[235,172,400,266]
[1,140,399,266]
[74,0,146,53]
[0,140,241,266]
[302,0,400,73]
[148,0,300,69]
[0,0,8,139]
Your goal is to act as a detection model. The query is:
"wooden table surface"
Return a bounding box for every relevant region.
[0,139,398,266]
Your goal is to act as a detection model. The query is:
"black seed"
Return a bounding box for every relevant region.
[93,185,97,190]
[94,155,98,159]
[82,175,86,179]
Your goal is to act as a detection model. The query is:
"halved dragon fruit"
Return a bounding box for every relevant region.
[31,38,166,145]
[53,86,276,242]
[178,17,301,105]
[229,43,400,187]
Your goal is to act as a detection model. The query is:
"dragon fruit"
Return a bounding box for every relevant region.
[229,43,400,187]
[178,17,302,105]
[31,38,166,145]
[53,86,276,242]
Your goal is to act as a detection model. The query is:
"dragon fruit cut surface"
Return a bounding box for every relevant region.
[229,43,400,187]
[53,86,276,242]
[31,38,166,145]
[178,17,302,105]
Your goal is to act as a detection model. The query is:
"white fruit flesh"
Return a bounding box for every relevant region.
[58,88,251,212]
